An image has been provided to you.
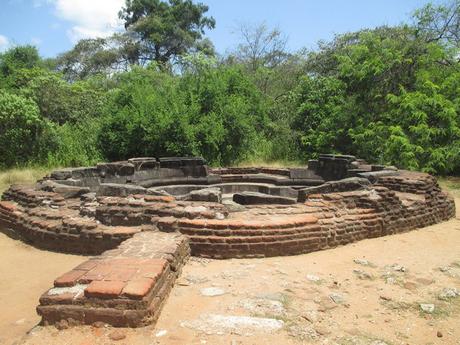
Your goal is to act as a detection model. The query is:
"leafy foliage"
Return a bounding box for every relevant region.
[286,21,460,174]
[119,0,216,66]
[56,34,141,81]
[0,91,53,167]
[1,1,460,175]
[98,60,267,165]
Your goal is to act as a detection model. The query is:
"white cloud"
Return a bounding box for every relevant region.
[0,35,10,52]
[31,37,42,46]
[51,0,124,42]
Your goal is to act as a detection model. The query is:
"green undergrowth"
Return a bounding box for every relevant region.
[235,159,304,168]
[439,177,460,198]
[0,167,52,194]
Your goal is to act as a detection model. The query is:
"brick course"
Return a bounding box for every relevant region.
[0,157,456,328]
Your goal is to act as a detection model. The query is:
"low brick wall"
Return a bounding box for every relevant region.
[156,171,454,258]
[0,201,142,255]
[169,214,323,258]
[0,171,455,259]
[94,195,226,226]
[37,232,190,327]
[0,158,456,328]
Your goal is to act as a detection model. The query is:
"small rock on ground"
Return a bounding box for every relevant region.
[439,287,459,300]
[306,274,321,282]
[354,258,371,266]
[390,264,407,272]
[329,293,346,304]
[200,287,226,297]
[420,303,435,313]
[353,269,373,280]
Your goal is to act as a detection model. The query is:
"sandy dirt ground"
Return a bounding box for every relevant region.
[1,199,459,345]
[0,234,85,345]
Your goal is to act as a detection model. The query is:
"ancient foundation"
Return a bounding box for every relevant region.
[0,155,455,327]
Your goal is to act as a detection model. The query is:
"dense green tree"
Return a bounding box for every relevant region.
[1,1,460,175]
[180,55,269,164]
[56,34,141,81]
[288,22,460,173]
[0,91,54,167]
[0,45,41,78]
[119,0,216,66]
[290,76,350,158]
[98,66,195,160]
[414,0,460,47]
[4,67,106,124]
[98,58,267,165]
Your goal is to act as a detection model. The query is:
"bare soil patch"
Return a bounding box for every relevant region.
[0,233,85,345]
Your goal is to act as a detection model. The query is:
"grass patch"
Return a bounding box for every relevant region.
[235,159,303,168]
[0,167,52,194]
[438,176,460,198]
[417,303,450,319]
[338,333,394,345]
[380,299,414,312]
[381,297,460,319]
[426,297,460,319]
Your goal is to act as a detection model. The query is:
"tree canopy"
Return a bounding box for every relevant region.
[119,0,215,65]
[1,0,460,175]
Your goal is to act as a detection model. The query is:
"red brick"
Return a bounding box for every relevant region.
[40,292,79,304]
[157,217,176,227]
[0,201,16,212]
[121,278,156,299]
[109,258,144,267]
[136,260,167,281]
[177,218,207,228]
[141,258,168,268]
[144,195,175,203]
[78,264,112,283]
[74,260,100,271]
[104,267,137,282]
[54,269,87,287]
[104,227,139,236]
[226,220,244,229]
[85,280,126,298]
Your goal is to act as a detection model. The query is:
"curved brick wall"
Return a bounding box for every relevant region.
[0,171,455,259]
[152,171,454,258]
[0,156,456,328]
[167,215,323,258]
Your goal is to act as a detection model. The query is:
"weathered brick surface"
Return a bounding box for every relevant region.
[0,158,456,328]
[153,172,453,259]
[0,201,142,254]
[37,232,189,327]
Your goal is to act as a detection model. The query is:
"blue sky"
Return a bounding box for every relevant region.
[0,0,437,58]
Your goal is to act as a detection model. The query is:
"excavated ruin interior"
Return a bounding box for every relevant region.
[0,154,455,328]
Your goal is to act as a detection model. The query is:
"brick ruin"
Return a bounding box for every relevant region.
[0,155,455,327]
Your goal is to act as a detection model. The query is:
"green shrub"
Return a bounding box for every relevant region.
[98,67,195,161]
[98,63,268,166]
[0,90,54,167]
[46,120,103,167]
